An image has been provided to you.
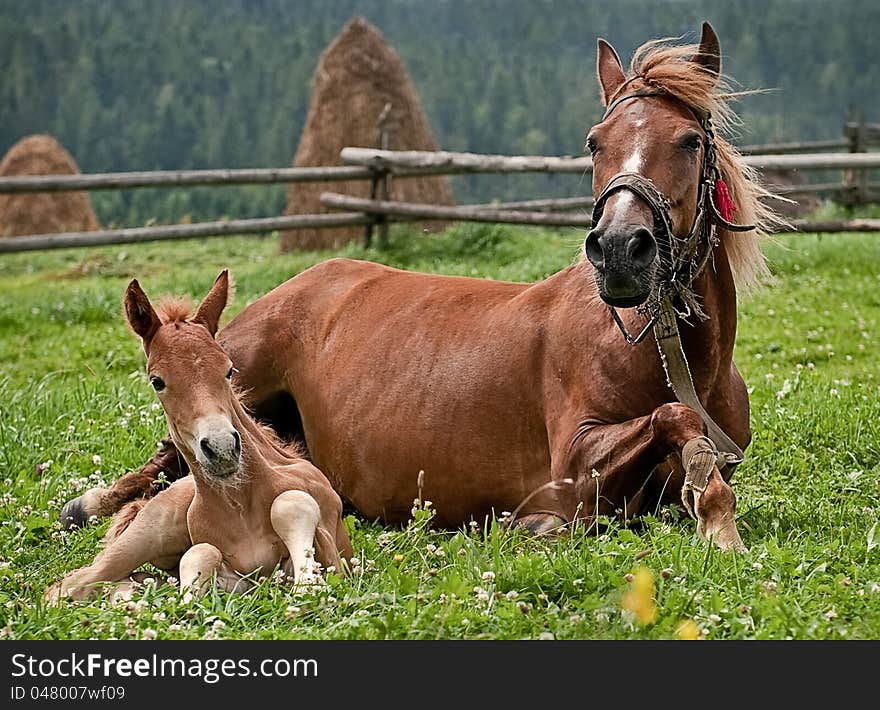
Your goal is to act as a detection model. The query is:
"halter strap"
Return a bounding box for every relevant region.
[602,89,667,121]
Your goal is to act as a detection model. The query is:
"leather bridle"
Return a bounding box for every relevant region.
[590,89,754,345]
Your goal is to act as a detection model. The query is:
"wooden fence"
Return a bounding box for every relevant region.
[0,121,878,254]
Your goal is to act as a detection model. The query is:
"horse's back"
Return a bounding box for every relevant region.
[219,257,565,524]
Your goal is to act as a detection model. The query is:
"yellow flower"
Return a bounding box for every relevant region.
[675,618,702,640]
[620,566,657,625]
[393,554,404,563]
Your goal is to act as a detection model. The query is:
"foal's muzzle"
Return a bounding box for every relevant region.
[585,223,658,307]
[194,419,242,479]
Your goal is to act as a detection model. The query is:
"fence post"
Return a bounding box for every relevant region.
[377,104,393,248]
[364,103,393,248]
[843,111,868,207]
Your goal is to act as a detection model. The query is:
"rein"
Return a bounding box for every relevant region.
[591,88,753,482]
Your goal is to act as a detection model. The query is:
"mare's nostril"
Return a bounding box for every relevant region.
[584,230,605,268]
[626,228,657,269]
[200,438,216,460]
[231,430,241,457]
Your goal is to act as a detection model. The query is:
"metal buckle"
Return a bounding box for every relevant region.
[609,307,657,345]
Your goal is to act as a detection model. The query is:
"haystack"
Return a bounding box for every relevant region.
[0,134,100,237]
[280,17,454,251]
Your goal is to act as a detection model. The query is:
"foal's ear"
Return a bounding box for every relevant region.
[596,38,626,106]
[124,279,161,346]
[192,270,230,338]
[693,22,721,80]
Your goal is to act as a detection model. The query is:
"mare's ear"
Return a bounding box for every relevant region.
[124,279,161,347]
[192,270,230,338]
[597,38,626,106]
[692,22,721,81]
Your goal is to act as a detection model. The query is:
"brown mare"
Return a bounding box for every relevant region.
[61,24,779,552]
[48,272,352,602]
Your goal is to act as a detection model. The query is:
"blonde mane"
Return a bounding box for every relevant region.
[609,37,786,293]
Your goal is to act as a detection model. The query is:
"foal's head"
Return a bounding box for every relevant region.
[584,23,725,308]
[124,271,242,482]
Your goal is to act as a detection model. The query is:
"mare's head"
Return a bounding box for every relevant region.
[124,271,241,482]
[584,22,769,307]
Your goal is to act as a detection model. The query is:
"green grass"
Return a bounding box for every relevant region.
[0,223,878,639]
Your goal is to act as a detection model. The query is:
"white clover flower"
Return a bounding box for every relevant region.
[481,571,496,583]
[141,628,157,640]
[92,454,102,465]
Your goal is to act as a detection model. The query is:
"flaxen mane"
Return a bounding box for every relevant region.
[608,38,785,293]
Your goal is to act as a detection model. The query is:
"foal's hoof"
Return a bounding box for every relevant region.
[43,582,64,606]
[513,513,567,536]
[59,497,89,530]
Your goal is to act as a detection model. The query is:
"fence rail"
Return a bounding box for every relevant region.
[0,213,398,254]
[1,150,876,195]
[321,192,594,227]
[0,165,375,193]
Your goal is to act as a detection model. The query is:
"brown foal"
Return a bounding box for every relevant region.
[47,271,352,602]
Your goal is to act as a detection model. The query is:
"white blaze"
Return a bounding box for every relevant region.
[606,134,645,225]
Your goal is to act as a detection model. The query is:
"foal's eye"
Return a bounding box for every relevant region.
[586,136,599,155]
[150,376,166,392]
[681,134,702,152]
[226,367,234,380]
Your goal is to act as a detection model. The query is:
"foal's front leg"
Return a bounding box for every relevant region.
[270,491,324,588]
[178,544,245,603]
[561,402,746,551]
[46,479,193,602]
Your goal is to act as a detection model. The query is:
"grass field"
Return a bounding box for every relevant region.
[0,223,878,640]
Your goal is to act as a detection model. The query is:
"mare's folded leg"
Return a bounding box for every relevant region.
[60,438,188,529]
[558,402,746,551]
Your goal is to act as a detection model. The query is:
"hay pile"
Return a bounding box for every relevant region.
[0,134,100,238]
[281,16,454,251]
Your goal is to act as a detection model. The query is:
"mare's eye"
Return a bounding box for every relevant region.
[681,134,702,152]
[150,376,166,392]
[226,367,234,380]
[586,136,599,155]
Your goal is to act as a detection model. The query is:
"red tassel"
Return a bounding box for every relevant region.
[714,178,736,222]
